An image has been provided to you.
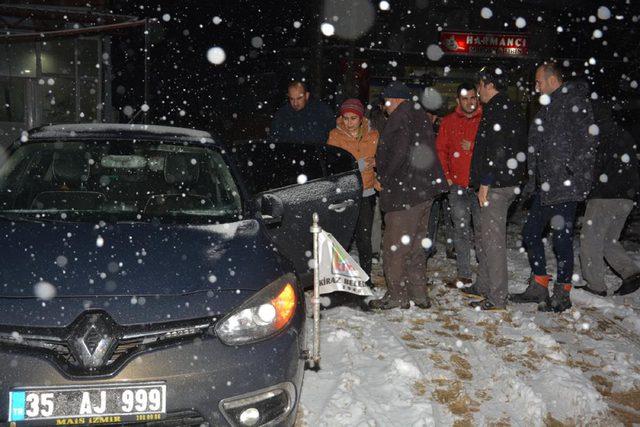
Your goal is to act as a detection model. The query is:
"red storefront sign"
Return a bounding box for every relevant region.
[439,31,528,57]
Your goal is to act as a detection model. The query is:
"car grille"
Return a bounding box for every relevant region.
[0,311,216,377]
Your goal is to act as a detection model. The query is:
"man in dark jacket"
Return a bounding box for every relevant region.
[369,81,447,310]
[579,100,640,296]
[269,80,334,144]
[465,67,527,311]
[510,63,597,312]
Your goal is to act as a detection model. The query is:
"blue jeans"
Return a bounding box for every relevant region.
[448,185,480,278]
[522,193,577,284]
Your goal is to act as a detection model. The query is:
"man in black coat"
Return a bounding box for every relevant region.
[579,100,640,296]
[510,62,597,312]
[269,80,334,144]
[464,67,527,311]
[369,81,447,310]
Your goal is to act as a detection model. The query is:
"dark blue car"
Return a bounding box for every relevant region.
[0,124,361,426]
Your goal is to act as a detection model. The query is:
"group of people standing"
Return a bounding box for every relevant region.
[269,61,640,313]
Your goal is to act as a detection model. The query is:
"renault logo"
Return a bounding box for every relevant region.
[68,313,117,369]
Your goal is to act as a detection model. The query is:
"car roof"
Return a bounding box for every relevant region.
[27,123,217,144]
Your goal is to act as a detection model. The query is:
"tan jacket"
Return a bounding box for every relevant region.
[327,117,379,194]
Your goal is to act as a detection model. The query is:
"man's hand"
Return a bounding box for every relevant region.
[461,139,472,151]
[447,179,453,186]
[478,185,490,207]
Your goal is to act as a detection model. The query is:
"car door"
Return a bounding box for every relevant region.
[231,141,362,283]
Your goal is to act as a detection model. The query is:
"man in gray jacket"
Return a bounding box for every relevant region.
[510,62,597,312]
[369,81,447,310]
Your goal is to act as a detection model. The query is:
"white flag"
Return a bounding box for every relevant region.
[317,230,373,296]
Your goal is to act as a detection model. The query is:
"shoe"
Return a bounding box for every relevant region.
[460,284,485,300]
[614,272,640,296]
[368,292,410,310]
[413,298,432,309]
[468,299,506,311]
[574,285,606,297]
[445,277,472,289]
[509,274,550,304]
[538,283,572,312]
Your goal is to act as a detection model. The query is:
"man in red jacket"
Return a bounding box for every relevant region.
[436,82,483,288]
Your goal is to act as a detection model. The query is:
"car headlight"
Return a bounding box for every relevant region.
[215,274,298,345]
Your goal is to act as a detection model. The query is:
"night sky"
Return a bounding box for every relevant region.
[105,0,640,141]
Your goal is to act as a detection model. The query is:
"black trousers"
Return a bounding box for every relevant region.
[353,194,375,279]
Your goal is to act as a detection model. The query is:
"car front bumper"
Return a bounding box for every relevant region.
[0,326,304,426]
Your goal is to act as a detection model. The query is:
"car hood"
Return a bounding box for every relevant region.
[0,218,290,326]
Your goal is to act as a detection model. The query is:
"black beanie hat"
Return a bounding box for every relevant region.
[381,81,412,100]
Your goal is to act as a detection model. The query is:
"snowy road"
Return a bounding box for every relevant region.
[297,231,640,426]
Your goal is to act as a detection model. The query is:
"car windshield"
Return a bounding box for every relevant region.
[0,140,242,224]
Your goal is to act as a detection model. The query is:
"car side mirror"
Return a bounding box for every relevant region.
[258,193,284,225]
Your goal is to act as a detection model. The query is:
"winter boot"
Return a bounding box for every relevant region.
[614,272,640,296]
[368,292,410,310]
[413,297,433,309]
[539,283,572,312]
[509,274,550,304]
[469,299,506,312]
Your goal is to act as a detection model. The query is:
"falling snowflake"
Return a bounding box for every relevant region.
[426,44,444,61]
[597,6,611,20]
[34,281,57,300]
[480,7,493,19]
[539,94,551,105]
[251,36,264,48]
[207,47,226,65]
[320,22,335,36]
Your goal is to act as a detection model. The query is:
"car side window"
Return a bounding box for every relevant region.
[232,142,324,194]
[320,144,358,176]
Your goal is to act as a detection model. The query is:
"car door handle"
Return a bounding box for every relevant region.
[328,199,355,212]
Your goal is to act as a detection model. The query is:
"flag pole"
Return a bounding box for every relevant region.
[309,212,321,370]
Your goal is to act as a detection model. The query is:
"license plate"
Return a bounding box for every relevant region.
[8,383,166,425]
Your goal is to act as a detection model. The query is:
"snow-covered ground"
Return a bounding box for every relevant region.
[297,225,640,426]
